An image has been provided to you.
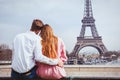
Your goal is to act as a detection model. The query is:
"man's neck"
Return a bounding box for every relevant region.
[30,30,40,35]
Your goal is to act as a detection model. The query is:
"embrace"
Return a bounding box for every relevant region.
[11,19,68,80]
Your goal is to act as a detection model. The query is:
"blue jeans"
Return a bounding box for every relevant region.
[11,66,38,80]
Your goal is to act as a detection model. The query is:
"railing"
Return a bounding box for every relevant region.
[0,61,11,65]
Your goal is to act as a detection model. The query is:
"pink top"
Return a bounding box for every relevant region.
[57,37,67,62]
[36,37,67,79]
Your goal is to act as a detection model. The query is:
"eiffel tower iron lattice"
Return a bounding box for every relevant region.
[70,0,107,59]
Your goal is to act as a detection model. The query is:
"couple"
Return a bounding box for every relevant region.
[11,19,67,80]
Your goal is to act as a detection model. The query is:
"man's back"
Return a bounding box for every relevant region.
[12,31,40,73]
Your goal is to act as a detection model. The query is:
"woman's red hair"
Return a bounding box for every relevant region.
[40,24,58,59]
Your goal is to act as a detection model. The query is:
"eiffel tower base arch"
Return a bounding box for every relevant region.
[68,37,107,64]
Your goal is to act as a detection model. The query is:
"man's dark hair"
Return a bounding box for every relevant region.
[30,19,44,31]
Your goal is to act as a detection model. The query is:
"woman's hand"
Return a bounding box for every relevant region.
[57,59,63,67]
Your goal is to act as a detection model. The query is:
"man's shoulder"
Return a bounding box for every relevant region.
[26,31,41,41]
[14,31,41,41]
[15,33,25,38]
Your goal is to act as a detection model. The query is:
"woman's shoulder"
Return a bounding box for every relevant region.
[57,37,63,42]
[57,37,65,46]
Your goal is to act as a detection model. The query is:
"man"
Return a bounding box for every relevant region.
[11,19,63,79]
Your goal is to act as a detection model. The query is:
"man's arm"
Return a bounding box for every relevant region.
[34,38,58,65]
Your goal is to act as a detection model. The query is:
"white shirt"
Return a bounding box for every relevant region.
[11,31,58,73]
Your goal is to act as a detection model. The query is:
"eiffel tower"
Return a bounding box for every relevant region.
[70,0,107,59]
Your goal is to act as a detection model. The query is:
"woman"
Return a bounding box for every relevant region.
[36,24,67,79]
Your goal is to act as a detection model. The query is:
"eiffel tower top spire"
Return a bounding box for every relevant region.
[84,0,93,17]
[80,0,99,38]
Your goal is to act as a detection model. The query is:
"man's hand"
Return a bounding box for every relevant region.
[57,59,63,67]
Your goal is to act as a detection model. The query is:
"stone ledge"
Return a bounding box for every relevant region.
[0,77,120,80]
[64,65,120,67]
[1,65,120,68]
[1,65,120,78]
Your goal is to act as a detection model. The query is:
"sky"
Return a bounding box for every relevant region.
[0,0,120,53]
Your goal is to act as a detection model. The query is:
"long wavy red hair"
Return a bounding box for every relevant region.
[40,24,58,59]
